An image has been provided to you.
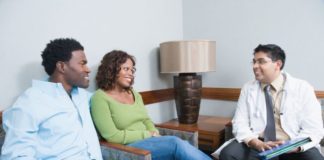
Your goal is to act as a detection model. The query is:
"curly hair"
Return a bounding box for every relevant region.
[96,50,136,91]
[41,38,84,75]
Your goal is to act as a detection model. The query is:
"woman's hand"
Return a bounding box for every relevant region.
[149,131,160,137]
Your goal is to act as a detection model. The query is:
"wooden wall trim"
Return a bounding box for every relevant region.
[315,91,324,99]
[140,88,324,105]
[202,87,241,101]
[140,88,174,105]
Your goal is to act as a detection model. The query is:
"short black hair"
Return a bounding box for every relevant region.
[41,38,84,75]
[254,44,286,70]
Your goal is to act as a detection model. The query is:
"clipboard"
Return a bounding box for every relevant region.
[258,137,311,160]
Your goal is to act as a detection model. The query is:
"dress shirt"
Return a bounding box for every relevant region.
[267,74,290,141]
[244,74,295,144]
[1,80,102,160]
[259,74,290,141]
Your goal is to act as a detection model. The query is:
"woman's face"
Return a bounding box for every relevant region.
[115,58,135,89]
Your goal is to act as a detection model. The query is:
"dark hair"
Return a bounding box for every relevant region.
[96,50,136,91]
[41,38,84,75]
[254,44,286,70]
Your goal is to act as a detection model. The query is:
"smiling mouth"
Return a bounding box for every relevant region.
[124,76,134,82]
[254,69,261,74]
[254,73,261,77]
[84,76,89,80]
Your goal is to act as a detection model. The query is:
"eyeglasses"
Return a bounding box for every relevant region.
[251,59,273,65]
[121,66,136,74]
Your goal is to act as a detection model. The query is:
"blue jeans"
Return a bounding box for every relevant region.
[128,136,211,160]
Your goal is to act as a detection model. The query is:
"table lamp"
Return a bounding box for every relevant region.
[159,40,216,124]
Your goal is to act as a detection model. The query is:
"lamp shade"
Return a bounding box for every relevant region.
[159,40,216,73]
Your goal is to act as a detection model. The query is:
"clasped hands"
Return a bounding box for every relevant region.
[248,138,301,153]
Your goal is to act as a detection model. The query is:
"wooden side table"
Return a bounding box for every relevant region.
[156,115,231,152]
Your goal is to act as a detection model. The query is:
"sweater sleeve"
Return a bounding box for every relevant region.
[143,118,158,133]
[135,92,159,133]
[90,93,152,144]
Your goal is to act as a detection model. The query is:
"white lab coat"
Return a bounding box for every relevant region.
[213,72,324,158]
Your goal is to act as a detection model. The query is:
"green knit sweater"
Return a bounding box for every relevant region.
[90,89,158,144]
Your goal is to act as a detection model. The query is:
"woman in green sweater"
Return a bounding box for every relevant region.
[91,50,211,160]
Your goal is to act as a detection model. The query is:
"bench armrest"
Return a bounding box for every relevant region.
[100,141,151,160]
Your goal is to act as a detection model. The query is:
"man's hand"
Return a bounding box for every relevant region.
[248,138,285,151]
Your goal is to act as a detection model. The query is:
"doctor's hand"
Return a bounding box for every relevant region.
[248,138,284,152]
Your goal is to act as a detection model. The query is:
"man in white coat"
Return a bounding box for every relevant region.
[219,44,324,160]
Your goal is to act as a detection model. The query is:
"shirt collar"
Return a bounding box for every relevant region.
[32,79,79,96]
[270,73,284,92]
[261,73,284,92]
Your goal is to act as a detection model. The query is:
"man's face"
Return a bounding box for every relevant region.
[252,51,282,84]
[64,50,90,88]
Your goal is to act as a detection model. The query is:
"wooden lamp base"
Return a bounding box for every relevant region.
[174,73,202,124]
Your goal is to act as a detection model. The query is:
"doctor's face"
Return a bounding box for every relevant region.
[252,52,282,84]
